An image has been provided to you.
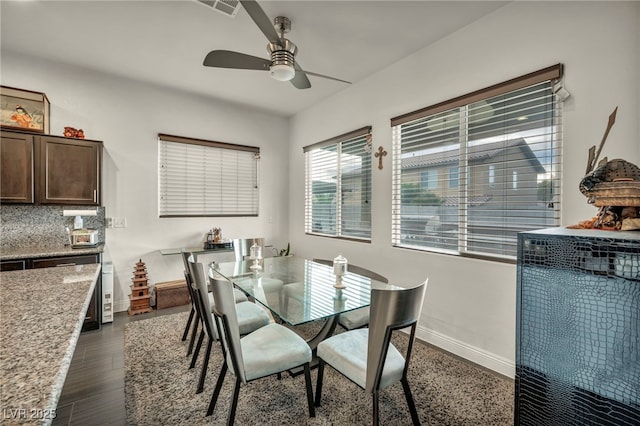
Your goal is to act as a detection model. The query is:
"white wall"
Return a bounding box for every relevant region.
[1,52,290,312]
[288,1,640,376]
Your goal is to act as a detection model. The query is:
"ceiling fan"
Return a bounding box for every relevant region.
[203,0,351,89]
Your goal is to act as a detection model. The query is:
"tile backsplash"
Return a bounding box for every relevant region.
[0,205,105,250]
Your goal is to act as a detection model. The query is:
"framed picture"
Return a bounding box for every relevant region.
[0,85,50,133]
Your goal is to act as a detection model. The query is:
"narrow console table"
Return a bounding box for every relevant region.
[515,227,639,425]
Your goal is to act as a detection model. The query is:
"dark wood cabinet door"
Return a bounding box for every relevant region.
[0,131,34,203]
[0,259,27,271]
[38,136,102,205]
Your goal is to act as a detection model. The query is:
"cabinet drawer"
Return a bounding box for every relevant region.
[0,259,27,271]
[32,254,100,268]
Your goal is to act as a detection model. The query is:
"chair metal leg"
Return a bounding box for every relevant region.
[314,359,325,407]
[186,319,199,356]
[372,390,380,426]
[190,329,205,369]
[197,338,213,394]
[181,307,195,341]
[227,378,242,426]
[401,377,421,425]
[303,363,316,417]
[206,362,228,416]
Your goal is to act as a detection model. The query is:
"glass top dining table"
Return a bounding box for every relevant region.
[213,255,381,327]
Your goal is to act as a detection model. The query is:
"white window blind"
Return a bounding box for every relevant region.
[304,127,372,240]
[158,134,259,217]
[391,64,564,260]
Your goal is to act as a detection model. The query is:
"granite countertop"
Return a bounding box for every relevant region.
[0,264,101,425]
[0,244,104,261]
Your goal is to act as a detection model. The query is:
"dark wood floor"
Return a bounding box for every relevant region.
[52,305,190,426]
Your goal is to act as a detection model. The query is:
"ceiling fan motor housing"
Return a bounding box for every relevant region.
[268,39,297,81]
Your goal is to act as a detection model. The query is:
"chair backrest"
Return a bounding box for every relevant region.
[209,274,247,383]
[187,256,219,340]
[181,250,198,304]
[365,279,428,393]
[312,258,389,284]
[233,238,265,261]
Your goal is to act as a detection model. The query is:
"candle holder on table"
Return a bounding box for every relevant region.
[333,254,348,289]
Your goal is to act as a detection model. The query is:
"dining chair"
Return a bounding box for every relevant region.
[187,256,270,394]
[233,237,286,312]
[312,259,389,330]
[315,279,429,425]
[180,250,248,357]
[206,274,316,423]
[232,237,266,261]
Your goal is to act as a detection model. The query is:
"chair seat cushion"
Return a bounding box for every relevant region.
[236,301,271,335]
[338,307,370,330]
[241,323,311,381]
[317,328,405,391]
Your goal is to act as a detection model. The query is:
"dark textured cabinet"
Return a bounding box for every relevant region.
[0,130,102,205]
[516,227,639,425]
[0,131,34,203]
[38,135,101,205]
[2,253,102,331]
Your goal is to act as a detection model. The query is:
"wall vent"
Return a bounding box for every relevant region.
[196,0,241,18]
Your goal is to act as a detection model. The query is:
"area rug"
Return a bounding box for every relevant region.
[125,312,513,425]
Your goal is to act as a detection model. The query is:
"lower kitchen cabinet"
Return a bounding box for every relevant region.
[2,253,102,331]
[0,259,28,271]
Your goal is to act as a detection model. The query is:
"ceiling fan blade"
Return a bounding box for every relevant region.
[203,50,271,70]
[239,0,280,43]
[299,69,352,85]
[290,64,311,89]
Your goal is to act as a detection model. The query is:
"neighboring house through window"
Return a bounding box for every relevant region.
[391,64,564,259]
[304,127,372,240]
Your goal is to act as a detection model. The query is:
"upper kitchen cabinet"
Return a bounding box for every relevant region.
[37,135,102,205]
[0,130,102,205]
[0,131,34,203]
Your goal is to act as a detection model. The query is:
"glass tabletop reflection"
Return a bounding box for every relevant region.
[213,256,376,326]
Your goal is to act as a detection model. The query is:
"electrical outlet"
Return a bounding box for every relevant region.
[105,218,114,228]
[113,217,127,228]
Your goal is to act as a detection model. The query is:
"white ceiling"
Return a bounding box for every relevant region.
[0,0,507,117]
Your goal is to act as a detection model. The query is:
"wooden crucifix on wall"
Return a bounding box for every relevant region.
[375,146,387,170]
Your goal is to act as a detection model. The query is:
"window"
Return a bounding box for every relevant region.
[421,169,438,190]
[158,134,259,217]
[391,64,563,260]
[449,167,459,188]
[488,165,495,188]
[304,127,372,240]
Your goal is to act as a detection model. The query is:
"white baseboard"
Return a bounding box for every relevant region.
[416,325,515,379]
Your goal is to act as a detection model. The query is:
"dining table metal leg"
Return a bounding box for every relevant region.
[288,315,339,376]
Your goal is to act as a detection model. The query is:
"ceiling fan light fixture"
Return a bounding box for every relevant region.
[270,63,295,81]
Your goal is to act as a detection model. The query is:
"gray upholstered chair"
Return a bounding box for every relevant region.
[232,237,266,261]
[206,274,316,423]
[312,258,389,330]
[181,250,247,357]
[187,256,270,394]
[233,237,285,312]
[315,279,429,425]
